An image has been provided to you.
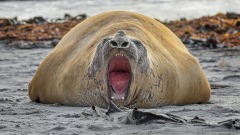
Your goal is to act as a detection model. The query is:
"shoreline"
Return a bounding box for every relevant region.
[0,12,239,49]
[1,0,239,21]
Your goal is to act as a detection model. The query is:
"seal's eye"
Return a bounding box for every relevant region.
[131,39,143,47]
[102,38,111,45]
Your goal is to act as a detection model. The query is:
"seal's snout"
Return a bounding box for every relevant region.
[109,30,130,48]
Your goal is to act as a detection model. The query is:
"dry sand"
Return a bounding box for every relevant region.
[0,45,240,135]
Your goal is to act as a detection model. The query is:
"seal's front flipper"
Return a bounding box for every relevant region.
[218,119,240,129]
[123,108,186,125]
[165,113,187,123]
[106,101,123,115]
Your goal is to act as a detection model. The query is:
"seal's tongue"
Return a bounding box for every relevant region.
[110,72,130,94]
[109,54,130,95]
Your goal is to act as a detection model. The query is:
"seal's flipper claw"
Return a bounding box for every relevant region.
[91,105,95,111]
[89,105,106,117]
[81,105,98,117]
[106,101,123,115]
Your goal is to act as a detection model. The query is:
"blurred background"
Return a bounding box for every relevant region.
[0,1,240,134]
[0,0,240,21]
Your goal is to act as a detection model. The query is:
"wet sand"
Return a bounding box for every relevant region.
[0,45,240,134]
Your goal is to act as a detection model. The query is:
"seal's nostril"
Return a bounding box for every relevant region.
[110,41,118,47]
[121,42,129,48]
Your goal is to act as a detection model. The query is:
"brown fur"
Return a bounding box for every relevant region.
[28,11,211,108]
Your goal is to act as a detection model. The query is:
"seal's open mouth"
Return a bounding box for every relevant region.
[108,53,131,100]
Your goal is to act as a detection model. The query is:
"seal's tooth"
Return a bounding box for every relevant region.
[122,97,125,100]
[115,53,124,56]
[111,96,114,99]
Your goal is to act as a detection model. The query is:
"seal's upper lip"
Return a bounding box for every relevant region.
[108,53,131,100]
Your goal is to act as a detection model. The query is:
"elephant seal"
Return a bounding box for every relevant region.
[28,11,211,108]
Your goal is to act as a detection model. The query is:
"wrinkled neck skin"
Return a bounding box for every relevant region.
[88,30,150,108]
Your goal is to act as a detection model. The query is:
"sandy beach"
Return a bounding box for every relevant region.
[0,45,240,134]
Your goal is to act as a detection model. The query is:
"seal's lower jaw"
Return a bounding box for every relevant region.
[108,53,131,101]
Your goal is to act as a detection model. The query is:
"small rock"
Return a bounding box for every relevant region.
[64,13,72,19]
[0,18,17,27]
[226,12,240,19]
[75,14,87,20]
[16,41,35,49]
[52,39,60,46]
[27,16,46,24]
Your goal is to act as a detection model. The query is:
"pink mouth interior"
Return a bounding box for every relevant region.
[109,55,131,95]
